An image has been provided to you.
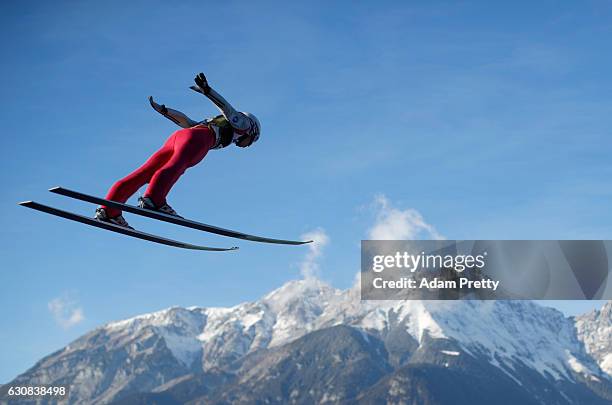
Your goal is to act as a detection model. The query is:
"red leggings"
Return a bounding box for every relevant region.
[103,126,215,217]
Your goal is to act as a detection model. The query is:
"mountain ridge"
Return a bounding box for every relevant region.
[8,278,612,404]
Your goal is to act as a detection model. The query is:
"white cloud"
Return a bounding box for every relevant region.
[368,194,443,240]
[48,295,85,329]
[299,228,330,279]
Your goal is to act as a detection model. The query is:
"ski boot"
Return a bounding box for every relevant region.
[138,196,183,218]
[94,207,134,230]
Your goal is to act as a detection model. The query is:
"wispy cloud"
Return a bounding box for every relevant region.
[368,194,443,240]
[48,295,85,329]
[299,228,330,279]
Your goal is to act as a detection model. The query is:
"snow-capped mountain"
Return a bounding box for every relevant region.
[576,300,612,376]
[8,279,612,404]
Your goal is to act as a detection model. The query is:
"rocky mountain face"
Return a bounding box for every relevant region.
[7,279,612,404]
[575,300,612,376]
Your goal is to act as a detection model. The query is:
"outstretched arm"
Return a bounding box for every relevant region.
[148,96,198,128]
[189,73,253,133]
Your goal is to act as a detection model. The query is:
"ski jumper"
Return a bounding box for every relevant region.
[102,85,259,218]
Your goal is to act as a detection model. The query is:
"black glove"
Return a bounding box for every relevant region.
[190,72,210,95]
[148,96,168,115]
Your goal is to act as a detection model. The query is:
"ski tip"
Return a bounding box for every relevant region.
[209,246,238,252]
[49,186,63,192]
[198,246,239,252]
[18,200,34,206]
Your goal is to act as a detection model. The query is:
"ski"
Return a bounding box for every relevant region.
[19,201,238,252]
[49,186,312,245]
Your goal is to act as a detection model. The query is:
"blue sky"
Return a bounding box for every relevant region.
[1,1,611,382]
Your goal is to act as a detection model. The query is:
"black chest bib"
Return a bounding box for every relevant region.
[210,115,234,148]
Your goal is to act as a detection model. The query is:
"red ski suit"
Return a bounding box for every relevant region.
[102,125,215,217]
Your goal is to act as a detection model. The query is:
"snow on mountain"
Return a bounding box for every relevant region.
[314,291,606,383]
[104,305,208,367]
[576,300,612,376]
[9,278,611,404]
[100,278,342,371]
[98,279,608,383]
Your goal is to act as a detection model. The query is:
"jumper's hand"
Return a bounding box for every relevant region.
[191,72,210,95]
[148,96,168,115]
